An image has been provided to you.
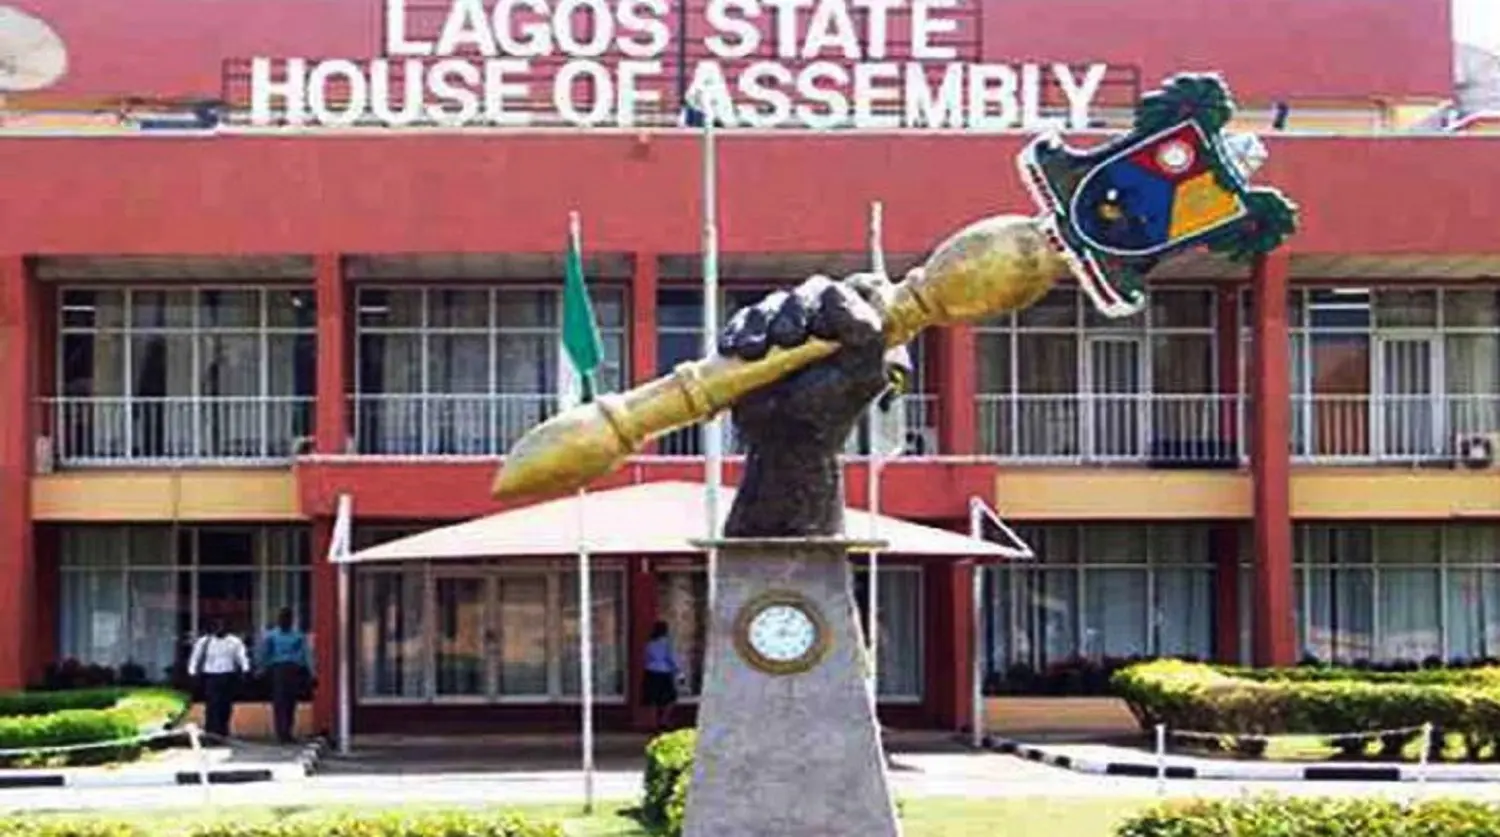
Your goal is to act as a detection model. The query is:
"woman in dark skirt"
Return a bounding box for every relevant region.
[641,621,680,731]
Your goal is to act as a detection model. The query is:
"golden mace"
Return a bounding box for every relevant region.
[491,214,1069,501]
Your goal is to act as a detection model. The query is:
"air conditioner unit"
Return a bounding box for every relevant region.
[1454,432,1500,470]
[33,436,54,475]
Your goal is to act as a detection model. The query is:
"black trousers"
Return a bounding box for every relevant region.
[269,663,302,743]
[202,673,238,739]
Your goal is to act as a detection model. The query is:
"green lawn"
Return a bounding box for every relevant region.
[5,798,1150,837]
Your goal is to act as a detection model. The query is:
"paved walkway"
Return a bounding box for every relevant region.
[11,732,1500,815]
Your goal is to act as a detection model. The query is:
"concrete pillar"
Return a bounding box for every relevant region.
[311,254,347,733]
[1250,251,1297,666]
[0,256,37,689]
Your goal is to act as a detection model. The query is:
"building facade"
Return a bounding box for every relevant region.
[2,0,1497,733]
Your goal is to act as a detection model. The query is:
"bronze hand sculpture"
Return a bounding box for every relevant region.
[719,273,912,537]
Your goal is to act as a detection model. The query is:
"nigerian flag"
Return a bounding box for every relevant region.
[562,211,604,406]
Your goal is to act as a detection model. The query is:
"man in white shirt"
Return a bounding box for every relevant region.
[188,619,250,738]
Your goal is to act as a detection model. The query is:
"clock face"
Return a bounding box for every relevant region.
[746,603,819,664]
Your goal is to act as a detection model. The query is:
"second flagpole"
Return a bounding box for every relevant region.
[696,91,723,612]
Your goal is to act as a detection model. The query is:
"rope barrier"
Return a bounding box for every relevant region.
[0,725,185,758]
[1165,724,1432,743]
[1147,721,1438,799]
[0,724,307,759]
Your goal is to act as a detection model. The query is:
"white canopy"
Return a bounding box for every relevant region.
[341,480,1015,563]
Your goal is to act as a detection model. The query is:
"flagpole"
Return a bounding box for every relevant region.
[695,90,723,611]
[569,210,597,815]
[969,500,985,748]
[578,483,595,813]
[331,493,353,756]
[866,201,885,700]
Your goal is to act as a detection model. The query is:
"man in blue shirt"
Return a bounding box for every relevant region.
[258,607,312,744]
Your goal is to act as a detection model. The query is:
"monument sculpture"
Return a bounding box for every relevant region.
[492,73,1298,836]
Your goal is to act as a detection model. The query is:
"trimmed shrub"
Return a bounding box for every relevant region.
[663,770,691,836]
[1113,659,1500,758]
[0,689,189,767]
[0,812,562,837]
[186,811,562,837]
[642,729,696,831]
[1117,796,1500,836]
[0,822,140,837]
[0,689,136,718]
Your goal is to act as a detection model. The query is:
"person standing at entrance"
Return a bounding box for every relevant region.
[258,607,312,744]
[642,621,681,731]
[188,619,250,739]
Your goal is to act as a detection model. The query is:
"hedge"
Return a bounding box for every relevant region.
[642,729,696,834]
[1117,796,1500,836]
[0,812,561,837]
[1112,659,1500,759]
[0,688,189,767]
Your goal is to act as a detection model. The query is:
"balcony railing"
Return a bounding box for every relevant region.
[976,394,1245,466]
[47,392,1494,468]
[352,394,557,457]
[42,396,315,466]
[1291,394,1500,464]
[653,393,940,458]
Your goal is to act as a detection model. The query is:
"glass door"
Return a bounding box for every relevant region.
[433,574,489,698]
[1377,336,1438,461]
[495,573,551,699]
[1085,337,1145,459]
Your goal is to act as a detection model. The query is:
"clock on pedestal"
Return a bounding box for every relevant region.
[733,591,830,676]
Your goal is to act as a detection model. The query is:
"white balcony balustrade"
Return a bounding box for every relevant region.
[1290,393,1500,464]
[652,392,940,458]
[351,394,559,457]
[976,394,1245,465]
[43,396,314,466]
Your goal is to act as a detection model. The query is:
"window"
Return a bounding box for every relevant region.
[983,524,1214,675]
[354,555,627,702]
[976,287,1225,462]
[56,288,316,463]
[1263,287,1500,462]
[656,569,708,696]
[57,525,311,683]
[852,564,924,700]
[354,286,627,455]
[1294,523,1500,664]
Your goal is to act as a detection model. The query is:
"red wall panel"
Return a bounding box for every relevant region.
[0,134,1495,257]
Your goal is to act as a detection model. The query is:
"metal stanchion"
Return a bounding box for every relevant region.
[1154,724,1168,798]
[1414,722,1433,803]
[187,723,212,805]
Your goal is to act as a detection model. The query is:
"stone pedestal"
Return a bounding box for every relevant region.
[682,538,901,837]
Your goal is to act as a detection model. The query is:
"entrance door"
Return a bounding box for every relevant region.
[1378,337,1438,461]
[1086,337,1145,459]
[433,574,489,698]
[494,574,551,698]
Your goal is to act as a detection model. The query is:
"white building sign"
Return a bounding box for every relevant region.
[249,0,1110,129]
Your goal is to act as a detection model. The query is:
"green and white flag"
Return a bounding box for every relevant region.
[561,211,605,408]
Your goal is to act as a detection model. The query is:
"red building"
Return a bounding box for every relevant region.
[2,0,1497,734]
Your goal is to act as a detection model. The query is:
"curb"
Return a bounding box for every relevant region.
[983,735,1500,783]
[0,738,327,790]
